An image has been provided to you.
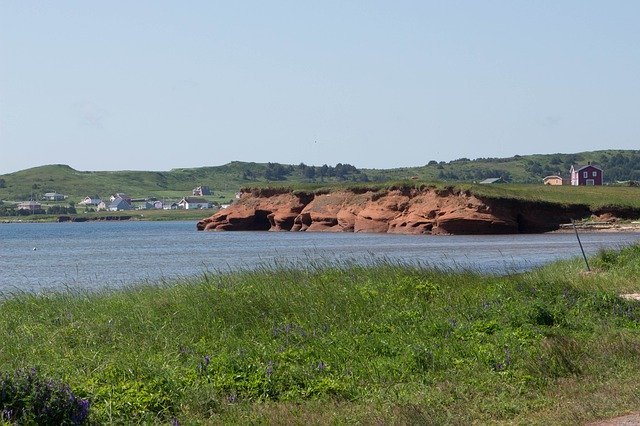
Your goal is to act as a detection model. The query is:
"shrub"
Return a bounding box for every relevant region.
[0,368,90,425]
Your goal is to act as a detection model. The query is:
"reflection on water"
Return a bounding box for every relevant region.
[1,221,639,293]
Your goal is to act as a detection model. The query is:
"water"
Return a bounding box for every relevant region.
[1,221,639,294]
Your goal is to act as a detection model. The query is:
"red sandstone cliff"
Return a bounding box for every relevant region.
[197,187,597,234]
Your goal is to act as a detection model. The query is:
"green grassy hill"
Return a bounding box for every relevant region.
[1,150,639,204]
[365,149,640,183]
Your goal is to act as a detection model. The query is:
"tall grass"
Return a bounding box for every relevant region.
[2,247,640,423]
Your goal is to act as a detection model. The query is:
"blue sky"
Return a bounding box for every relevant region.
[1,1,639,174]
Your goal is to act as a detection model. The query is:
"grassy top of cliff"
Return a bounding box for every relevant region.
[1,149,639,204]
[2,244,640,423]
[241,181,640,211]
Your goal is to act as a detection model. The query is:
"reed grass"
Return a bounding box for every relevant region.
[2,246,640,423]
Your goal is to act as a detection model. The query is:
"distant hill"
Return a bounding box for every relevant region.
[1,150,639,203]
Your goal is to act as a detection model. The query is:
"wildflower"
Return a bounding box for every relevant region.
[203,355,211,367]
[266,361,273,378]
[171,417,181,426]
[227,394,237,403]
[317,361,326,371]
[1,409,14,421]
[71,399,91,425]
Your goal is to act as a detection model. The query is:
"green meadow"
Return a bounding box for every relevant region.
[2,245,640,424]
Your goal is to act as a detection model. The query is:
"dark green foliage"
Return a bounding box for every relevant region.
[0,368,90,424]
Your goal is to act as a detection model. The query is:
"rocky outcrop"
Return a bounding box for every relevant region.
[196,187,602,234]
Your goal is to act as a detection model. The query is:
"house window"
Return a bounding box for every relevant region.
[592,171,597,177]
[583,172,588,178]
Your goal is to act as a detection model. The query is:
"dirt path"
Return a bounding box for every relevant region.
[587,413,640,425]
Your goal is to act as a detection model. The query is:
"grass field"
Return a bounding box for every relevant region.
[461,183,640,209]
[2,245,640,423]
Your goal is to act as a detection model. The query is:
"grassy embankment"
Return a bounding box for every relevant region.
[2,245,640,423]
[250,180,640,212]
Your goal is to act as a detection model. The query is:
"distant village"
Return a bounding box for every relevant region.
[13,185,241,214]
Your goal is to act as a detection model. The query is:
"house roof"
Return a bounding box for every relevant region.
[543,175,563,180]
[571,164,602,172]
[181,197,209,203]
[479,178,504,184]
[109,197,131,207]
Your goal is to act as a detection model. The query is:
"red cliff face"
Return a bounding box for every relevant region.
[196,187,592,234]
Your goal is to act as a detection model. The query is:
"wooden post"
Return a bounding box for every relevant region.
[572,220,591,272]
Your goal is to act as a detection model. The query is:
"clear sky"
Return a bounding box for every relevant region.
[1,1,639,174]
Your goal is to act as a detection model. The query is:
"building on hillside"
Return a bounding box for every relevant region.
[110,193,132,203]
[141,201,164,210]
[17,200,42,211]
[43,192,65,201]
[192,186,212,196]
[479,177,505,184]
[543,175,563,186]
[178,197,211,209]
[108,197,133,211]
[570,164,603,186]
[79,195,102,206]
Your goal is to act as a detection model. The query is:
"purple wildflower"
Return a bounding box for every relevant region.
[266,361,273,378]
[1,409,14,421]
[317,361,326,371]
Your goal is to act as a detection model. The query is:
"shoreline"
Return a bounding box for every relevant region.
[3,216,640,235]
[551,221,640,233]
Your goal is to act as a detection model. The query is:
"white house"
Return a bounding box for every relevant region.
[178,197,211,210]
[79,196,102,206]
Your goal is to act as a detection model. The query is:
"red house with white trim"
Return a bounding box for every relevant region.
[570,164,603,186]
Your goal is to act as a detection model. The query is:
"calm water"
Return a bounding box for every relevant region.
[1,221,639,294]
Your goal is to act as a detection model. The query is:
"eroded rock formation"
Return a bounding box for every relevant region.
[197,187,595,234]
